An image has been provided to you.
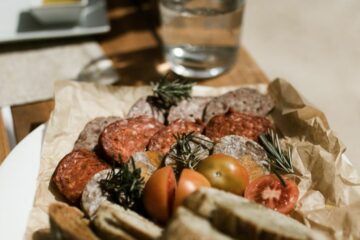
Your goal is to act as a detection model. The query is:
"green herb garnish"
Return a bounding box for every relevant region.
[169,132,213,173]
[258,130,294,186]
[99,158,144,210]
[151,72,193,109]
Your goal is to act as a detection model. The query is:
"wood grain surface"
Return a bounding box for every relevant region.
[0,116,10,164]
[0,0,268,163]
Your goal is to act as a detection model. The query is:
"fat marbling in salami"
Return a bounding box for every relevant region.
[167,97,212,123]
[52,149,110,203]
[204,110,272,142]
[204,88,274,122]
[147,119,204,156]
[99,116,164,163]
[74,116,122,151]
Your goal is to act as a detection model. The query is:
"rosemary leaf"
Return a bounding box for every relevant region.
[258,130,294,186]
[151,72,194,109]
[99,158,144,210]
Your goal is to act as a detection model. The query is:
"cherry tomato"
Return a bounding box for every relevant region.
[173,169,211,210]
[244,174,299,214]
[143,166,176,223]
[143,167,210,223]
[196,154,249,195]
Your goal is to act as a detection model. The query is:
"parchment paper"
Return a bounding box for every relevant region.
[25,79,360,239]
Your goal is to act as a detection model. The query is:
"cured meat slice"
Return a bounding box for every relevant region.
[213,135,268,181]
[99,116,164,163]
[127,97,166,123]
[147,119,204,156]
[131,151,162,183]
[164,134,214,167]
[204,110,272,142]
[167,97,212,123]
[204,88,274,122]
[74,116,122,151]
[52,149,110,203]
[81,169,113,219]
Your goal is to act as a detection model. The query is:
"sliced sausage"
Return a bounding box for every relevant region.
[213,135,268,181]
[52,149,110,204]
[131,151,162,183]
[147,119,204,156]
[204,88,274,122]
[204,110,272,142]
[81,169,113,219]
[167,97,212,123]
[99,116,164,163]
[127,97,166,123]
[74,116,122,151]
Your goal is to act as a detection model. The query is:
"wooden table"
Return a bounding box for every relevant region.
[0,0,268,164]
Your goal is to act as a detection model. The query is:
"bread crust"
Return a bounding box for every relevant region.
[49,203,99,240]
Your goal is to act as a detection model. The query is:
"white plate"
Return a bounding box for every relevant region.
[0,124,45,240]
[0,0,109,44]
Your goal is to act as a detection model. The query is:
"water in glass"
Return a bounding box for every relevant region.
[160,0,245,78]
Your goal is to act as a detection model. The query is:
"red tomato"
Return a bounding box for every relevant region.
[244,174,299,214]
[143,167,210,223]
[173,169,211,210]
[143,166,176,223]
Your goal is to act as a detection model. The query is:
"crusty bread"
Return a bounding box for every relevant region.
[183,188,315,240]
[93,201,162,240]
[48,203,99,240]
[160,207,233,240]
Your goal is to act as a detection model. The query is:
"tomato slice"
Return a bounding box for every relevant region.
[173,169,211,210]
[244,174,299,214]
[143,166,176,223]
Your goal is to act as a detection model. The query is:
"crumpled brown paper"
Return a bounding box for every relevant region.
[25,79,360,240]
[269,79,360,240]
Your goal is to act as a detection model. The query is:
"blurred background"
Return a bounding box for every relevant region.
[243,0,360,169]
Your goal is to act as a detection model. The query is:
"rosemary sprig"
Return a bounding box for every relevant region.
[169,132,213,173]
[258,130,294,186]
[99,158,144,210]
[151,72,193,109]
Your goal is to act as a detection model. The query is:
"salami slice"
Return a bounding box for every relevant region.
[131,151,162,183]
[204,110,272,142]
[164,134,214,167]
[213,135,268,181]
[81,169,113,219]
[167,97,212,123]
[99,116,164,163]
[74,116,122,151]
[147,119,204,156]
[52,149,110,203]
[204,88,274,122]
[127,97,166,123]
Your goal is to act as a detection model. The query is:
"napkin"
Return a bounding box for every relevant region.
[0,40,103,107]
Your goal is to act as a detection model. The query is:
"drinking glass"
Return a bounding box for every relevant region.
[159,0,245,78]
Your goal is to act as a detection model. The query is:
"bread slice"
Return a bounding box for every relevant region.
[93,201,162,240]
[183,188,315,240]
[160,207,233,240]
[48,203,99,240]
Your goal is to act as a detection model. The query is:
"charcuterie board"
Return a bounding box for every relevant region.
[6,79,358,240]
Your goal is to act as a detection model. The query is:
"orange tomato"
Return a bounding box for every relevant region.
[196,154,249,195]
[143,167,210,223]
[173,169,211,210]
[143,166,176,223]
